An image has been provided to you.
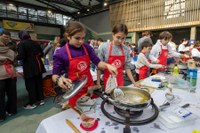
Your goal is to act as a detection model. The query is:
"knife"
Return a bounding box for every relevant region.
[65,119,81,133]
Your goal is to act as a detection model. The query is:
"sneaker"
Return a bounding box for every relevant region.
[39,100,45,106]
[23,104,37,109]
[36,100,45,106]
[6,112,16,117]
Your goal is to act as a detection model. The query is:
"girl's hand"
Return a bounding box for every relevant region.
[58,77,72,91]
[134,82,141,88]
[107,64,118,76]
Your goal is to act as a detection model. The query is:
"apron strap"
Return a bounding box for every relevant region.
[66,44,89,60]
[109,42,125,56]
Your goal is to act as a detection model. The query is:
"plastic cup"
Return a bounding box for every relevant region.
[80,111,96,129]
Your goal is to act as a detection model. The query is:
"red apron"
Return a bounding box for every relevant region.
[66,44,94,108]
[139,53,149,80]
[157,45,168,70]
[4,59,14,79]
[104,43,125,88]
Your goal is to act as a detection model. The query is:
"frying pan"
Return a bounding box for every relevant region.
[94,87,151,111]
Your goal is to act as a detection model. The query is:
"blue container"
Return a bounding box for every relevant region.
[187,69,197,87]
[45,58,49,65]
[187,69,197,79]
[133,55,138,61]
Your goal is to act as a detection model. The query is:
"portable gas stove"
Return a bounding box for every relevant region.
[100,98,159,133]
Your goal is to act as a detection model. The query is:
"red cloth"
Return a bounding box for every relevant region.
[139,53,149,80]
[157,45,168,70]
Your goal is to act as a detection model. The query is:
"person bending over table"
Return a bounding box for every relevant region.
[52,21,117,108]
[149,31,189,72]
[96,23,140,89]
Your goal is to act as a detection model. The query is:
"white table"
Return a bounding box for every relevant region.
[36,85,200,133]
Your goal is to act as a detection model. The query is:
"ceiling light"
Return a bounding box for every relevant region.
[47,10,52,14]
[104,2,108,6]
[77,12,80,14]
[9,3,14,6]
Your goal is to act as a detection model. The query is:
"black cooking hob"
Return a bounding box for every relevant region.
[100,98,159,133]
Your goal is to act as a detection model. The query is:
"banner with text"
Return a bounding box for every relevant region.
[3,20,34,31]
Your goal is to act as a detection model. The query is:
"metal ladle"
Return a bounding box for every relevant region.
[165,93,175,101]
[159,93,175,111]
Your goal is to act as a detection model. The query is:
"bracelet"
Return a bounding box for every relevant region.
[55,76,61,85]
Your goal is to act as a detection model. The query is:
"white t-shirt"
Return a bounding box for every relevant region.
[178,44,185,52]
[168,41,177,51]
[191,48,200,57]
[135,53,163,73]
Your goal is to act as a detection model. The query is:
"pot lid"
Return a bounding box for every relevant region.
[62,75,88,100]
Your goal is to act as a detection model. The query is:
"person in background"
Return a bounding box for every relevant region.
[189,41,200,58]
[97,38,103,51]
[97,23,140,88]
[52,21,117,108]
[17,30,46,109]
[149,31,189,71]
[135,41,163,80]
[59,32,68,47]
[138,31,153,53]
[97,38,103,47]
[53,36,61,55]
[178,38,188,53]
[0,30,17,121]
[167,34,177,65]
[0,30,18,66]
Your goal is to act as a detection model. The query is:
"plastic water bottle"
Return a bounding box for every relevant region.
[172,64,179,76]
[187,69,198,92]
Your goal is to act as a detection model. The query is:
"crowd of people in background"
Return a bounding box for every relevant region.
[1,20,200,122]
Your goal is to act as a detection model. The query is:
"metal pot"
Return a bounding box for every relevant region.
[94,87,152,111]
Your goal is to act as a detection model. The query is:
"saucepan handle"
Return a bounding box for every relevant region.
[93,89,109,100]
[93,89,117,105]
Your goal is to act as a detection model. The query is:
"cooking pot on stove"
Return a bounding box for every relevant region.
[94,87,152,111]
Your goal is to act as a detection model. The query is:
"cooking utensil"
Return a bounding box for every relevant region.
[63,76,88,100]
[65,119,81,133]
[94,87,151,111]
[113,77,124,98]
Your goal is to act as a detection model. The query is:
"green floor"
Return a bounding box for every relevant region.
[0,79,61,133]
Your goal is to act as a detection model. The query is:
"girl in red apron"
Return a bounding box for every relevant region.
[52,21,117,108]
[65,44,95,108]
[97,23,140,89]
[103,42,125,87]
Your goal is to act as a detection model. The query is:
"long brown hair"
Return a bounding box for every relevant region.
[65,21,85,37]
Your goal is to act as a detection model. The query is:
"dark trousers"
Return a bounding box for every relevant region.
[25,74,44,105]
[0,78,17,119]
